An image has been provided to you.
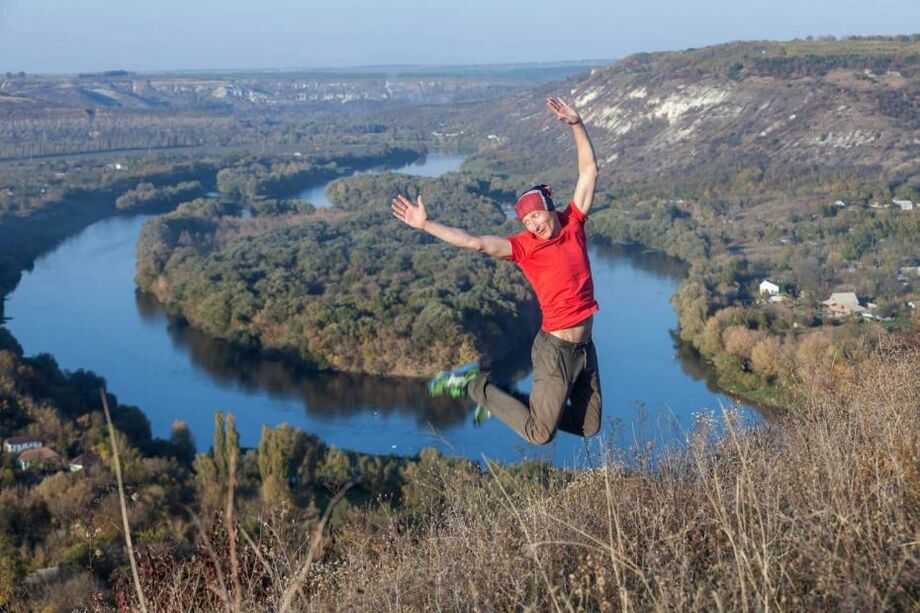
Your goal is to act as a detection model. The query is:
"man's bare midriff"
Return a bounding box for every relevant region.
[547,314,593,343]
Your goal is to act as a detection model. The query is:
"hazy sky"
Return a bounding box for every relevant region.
[1,0,917,73]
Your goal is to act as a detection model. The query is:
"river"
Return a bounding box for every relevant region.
[5,153,752,467]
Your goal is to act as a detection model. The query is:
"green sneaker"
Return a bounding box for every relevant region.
[472,404,492,427]
[428,362,480,399]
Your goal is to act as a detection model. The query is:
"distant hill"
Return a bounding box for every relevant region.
[470,37,920,195]
[0,73,519,112]
[0,61,604,114]
[164,60,607,81]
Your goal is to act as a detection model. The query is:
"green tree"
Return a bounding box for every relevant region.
[317,446,352,490]
[257,423,308,504]
[195,411,239,506]
[169,420,196,466]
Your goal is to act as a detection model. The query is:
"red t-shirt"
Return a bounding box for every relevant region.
[507,202,599,332]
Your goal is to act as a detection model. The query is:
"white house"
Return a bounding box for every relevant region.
[834,200,847,207]
[759,280,780,296]
[893,199,915,211]
[821,292,866,315]
[17,447,60,470]
[4,436,43,454]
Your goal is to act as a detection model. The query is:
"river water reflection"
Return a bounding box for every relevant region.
[5,153,752,467]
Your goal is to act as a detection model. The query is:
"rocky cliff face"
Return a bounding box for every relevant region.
[473,38,920,191]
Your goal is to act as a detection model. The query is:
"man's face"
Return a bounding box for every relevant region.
[522,210,558,240]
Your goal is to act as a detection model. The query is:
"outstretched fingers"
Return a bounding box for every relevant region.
[546,96,577,123]
[391,194,426,228]
[391,196,409,222]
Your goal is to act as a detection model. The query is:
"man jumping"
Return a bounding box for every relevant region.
[391,96,601,445]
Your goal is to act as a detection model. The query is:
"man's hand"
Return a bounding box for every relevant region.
[391,193,512,258]
[547,96,581,125]
[391,194,428,229]
[548,96,597,215]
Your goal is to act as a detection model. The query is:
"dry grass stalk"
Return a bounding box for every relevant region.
[187,510,232,610]
[486,457,569,613]
[278,479,356,613]
[225,414,242,613]
[99,388,148,613]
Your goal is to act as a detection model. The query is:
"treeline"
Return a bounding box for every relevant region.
[0,103,434,160]
[591,199,710,262]
[115,180,206,212]
[0,109,230,160]
[0,330,194,606]
[0,156,217,218]
[667,264,900,405]
[136,172,539,376]
[759,36,920,72]
[611,36,920,81]
[592,172,920,305]
[214,144,424,201]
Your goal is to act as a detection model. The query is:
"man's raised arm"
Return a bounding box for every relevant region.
[391,194,512,259]
[547,97,598,216]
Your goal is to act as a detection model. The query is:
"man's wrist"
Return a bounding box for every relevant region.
[567,117,582,126]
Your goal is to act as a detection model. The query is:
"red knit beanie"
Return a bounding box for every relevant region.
[514,185,555,221]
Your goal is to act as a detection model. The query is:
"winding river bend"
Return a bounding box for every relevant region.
[5,154,751,466]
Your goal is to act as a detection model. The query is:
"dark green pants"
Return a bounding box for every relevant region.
[469,330,602,445]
